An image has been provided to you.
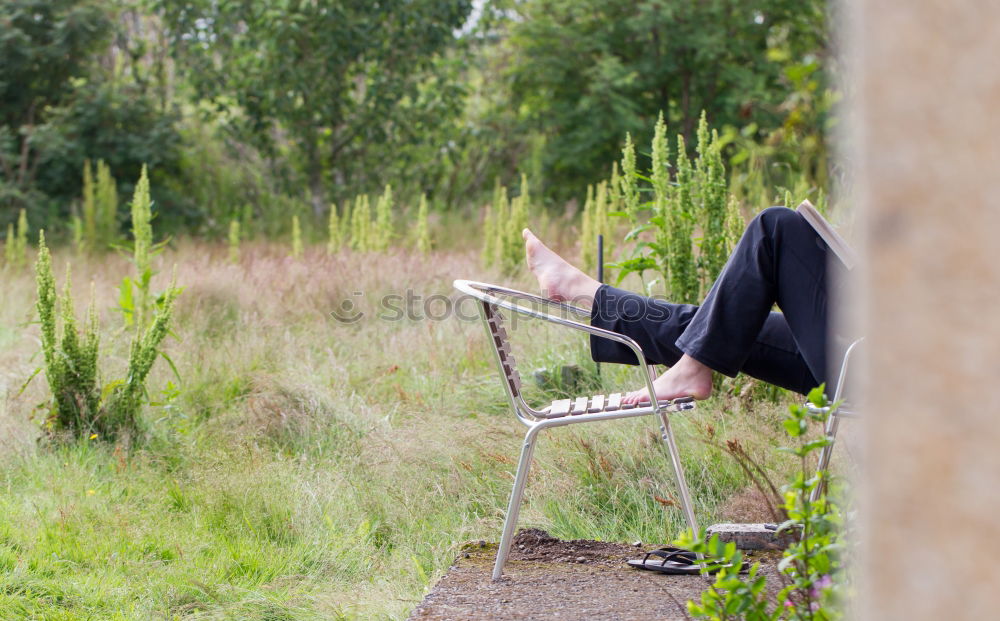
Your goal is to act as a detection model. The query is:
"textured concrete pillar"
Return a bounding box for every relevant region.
[858,0,1000,618]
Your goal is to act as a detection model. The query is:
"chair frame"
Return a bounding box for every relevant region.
[453,280,700,581]
[809,337,863,503]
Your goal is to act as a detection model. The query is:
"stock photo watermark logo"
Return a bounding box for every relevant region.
[330,290,487,324]
[329,289,672,325]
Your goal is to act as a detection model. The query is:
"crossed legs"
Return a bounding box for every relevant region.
[524,207,832,402]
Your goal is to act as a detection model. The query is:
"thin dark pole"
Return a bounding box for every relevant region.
[597,234,604,284]
[596,234,604,375]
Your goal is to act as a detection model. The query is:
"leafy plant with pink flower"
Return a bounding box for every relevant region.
[676,386,852,620]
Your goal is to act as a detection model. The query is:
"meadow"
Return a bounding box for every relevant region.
[0,224,798,619]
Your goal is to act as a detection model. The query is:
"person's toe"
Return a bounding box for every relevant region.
[623,389,649,405]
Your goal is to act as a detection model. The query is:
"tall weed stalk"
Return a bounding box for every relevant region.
[34,166,182,441]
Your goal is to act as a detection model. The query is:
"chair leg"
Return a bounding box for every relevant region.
[810,413,842,504]
[656,409,700,539]
[492,426,540,581]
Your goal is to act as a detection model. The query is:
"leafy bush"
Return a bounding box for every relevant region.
[676,387,851,620]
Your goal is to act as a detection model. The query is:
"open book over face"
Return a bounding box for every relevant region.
[796,200,858,270]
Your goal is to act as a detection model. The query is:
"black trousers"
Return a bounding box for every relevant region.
[591,207,842,396]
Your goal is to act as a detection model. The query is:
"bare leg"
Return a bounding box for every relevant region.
[523,229,712,403]
[523,229,600,306]
[621,354,713,404]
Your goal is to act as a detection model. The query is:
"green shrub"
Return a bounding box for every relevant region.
[101,284,180,436]
[676,387,850,620]
[480,175,535,273]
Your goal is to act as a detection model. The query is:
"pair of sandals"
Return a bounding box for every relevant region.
[627,546,746,575]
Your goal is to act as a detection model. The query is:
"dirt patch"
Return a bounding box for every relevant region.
[410,529,784,620]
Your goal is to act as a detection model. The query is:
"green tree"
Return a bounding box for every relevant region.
[498,0,828,197]
[159,0,473,213]
[0,0,112,217]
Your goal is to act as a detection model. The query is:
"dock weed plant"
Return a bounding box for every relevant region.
[580,178,615,276]
[81,159,120,251]
[481,174,534,273]
[481,179,505,269]
[4,208,28,268]
[327,203,343,254]
[32,166,181,442]
[414,193,432,254]
[349,194,371,251]
[612,112,743,301]
[291,214,303,259]
[372,184,394,252]
[228,219,241,263]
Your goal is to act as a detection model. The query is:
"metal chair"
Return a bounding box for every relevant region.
[809,337,864,503]
[453,279,700,581]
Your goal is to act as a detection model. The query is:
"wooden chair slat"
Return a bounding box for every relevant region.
[549,399,572,417]
[589,394,605,413]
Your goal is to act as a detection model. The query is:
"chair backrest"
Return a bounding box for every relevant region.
[481,301,523,401]
[831,337,864,414]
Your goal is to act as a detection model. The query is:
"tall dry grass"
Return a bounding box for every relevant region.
[0,238,795,619]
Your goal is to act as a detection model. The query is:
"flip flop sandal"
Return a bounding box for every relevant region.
[627,547,701,575]
[627,547,748,575]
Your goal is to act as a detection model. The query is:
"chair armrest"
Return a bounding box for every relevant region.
[533,316,661,408]
[454,279,660,408]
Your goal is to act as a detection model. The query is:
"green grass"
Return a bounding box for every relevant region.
[0,239,796,619]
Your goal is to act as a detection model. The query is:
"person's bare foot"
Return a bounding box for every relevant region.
[622,354,713,405]
[523,229,600,305]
